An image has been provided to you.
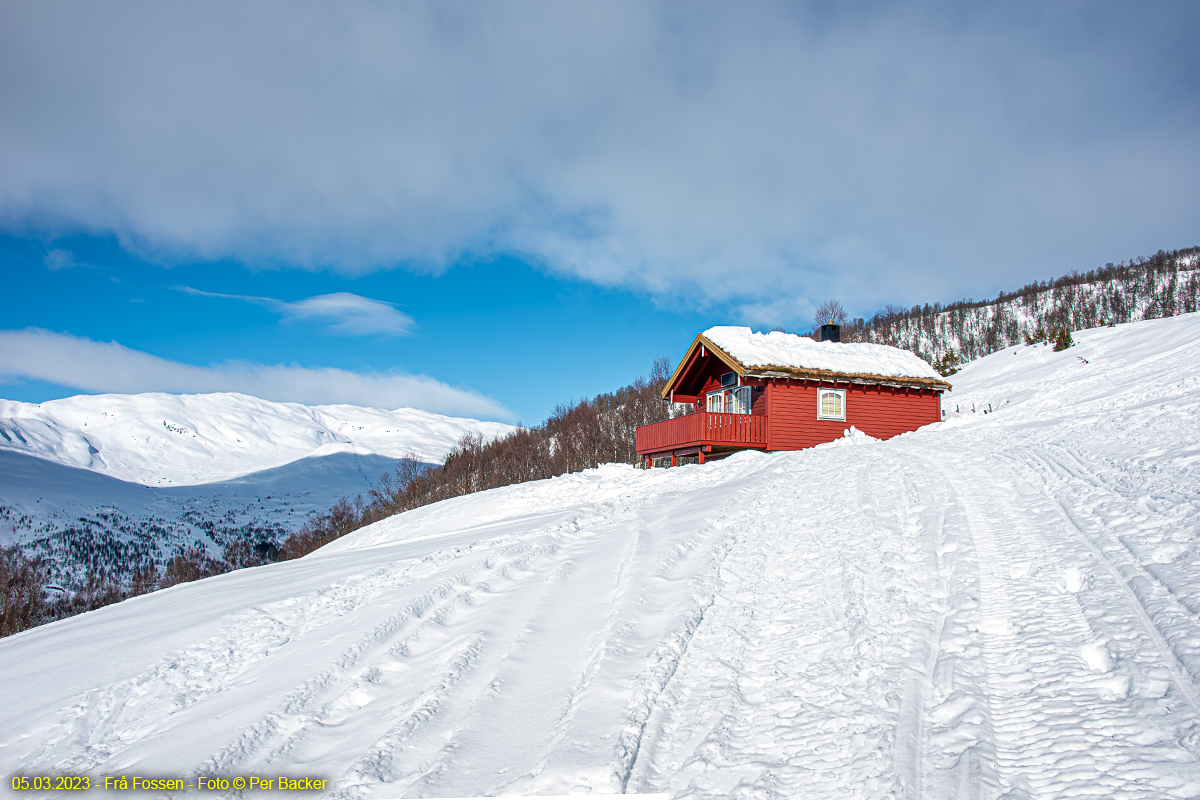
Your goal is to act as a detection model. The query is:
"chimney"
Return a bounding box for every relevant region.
[820,322,841,343]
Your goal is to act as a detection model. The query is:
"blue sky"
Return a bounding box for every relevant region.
[0,234,708,421]
[2,2,1197,423]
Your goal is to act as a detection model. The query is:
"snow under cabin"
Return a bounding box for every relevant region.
[637,325,952,466]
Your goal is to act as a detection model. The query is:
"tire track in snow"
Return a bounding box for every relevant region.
[870,453,1005,800]
[614,493,749,793]
[208,576,478,773]
[210,541,568,783]
[317,462,784,798]
[1047,487,1200,716]
[915,457,1007,800]
[1011,446,1200,712]
[951,459,1105,798]
[618,471,807,796]
[330,633,487,799]
[524,509,697,791]
[331,474,735,798]
[890,466,952,800]
[28,566,405,774]
[30,529,538,778]
[627,455,942,799]
[937,446,1200,798]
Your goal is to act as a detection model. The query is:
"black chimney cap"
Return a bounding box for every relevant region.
[820,322,841,343]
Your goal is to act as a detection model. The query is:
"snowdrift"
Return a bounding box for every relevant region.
[3,314,1200,799]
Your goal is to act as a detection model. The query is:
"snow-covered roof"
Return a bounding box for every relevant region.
[701,326,947,385]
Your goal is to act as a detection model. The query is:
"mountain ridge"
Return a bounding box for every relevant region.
[0,391,515,486]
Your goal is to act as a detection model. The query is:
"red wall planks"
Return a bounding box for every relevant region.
[750,384,768,415]
[766,380,940,450]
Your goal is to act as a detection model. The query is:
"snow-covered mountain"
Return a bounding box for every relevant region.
[0,448,406,582]
[0,393,517,582]
[0,392,516,486]
[3,314,1200,798]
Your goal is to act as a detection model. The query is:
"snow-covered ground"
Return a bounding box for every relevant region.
[0,392,515,486]
[3,314,1200,799]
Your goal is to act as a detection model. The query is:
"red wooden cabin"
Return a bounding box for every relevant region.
[637,325,951,466]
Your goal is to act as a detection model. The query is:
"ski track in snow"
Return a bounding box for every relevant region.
[3,314,1200,799]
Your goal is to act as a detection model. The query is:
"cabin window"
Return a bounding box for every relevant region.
[817,388,846,421]
[708,386,753,414]
[732,386,752,414]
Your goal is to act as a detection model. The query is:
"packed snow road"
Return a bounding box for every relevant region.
[3,314,1200,799]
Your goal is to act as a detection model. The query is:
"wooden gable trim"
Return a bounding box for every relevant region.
[661,333,747,400]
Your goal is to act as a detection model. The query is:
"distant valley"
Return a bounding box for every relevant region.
[0,392,515,586]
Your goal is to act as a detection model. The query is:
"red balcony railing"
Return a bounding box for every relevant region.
[635,412,768,455]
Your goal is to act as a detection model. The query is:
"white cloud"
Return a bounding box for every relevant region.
[278,293,412,336]
[178,288,413,336]
[44,248,78,270]
[2,3,1198,322]
[0,328,510,420]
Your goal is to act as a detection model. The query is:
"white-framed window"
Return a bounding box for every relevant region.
[817,388,846,421]
[708,386,753,414]
[733,386,752,414]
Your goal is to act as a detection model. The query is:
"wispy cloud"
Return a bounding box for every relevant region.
[0,328,510,420]
[178,288,414,336]
[44,248,79,270]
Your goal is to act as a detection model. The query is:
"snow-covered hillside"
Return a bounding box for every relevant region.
[0,449,406,582]
[0,392,516,486]
[864,250,1199,364]
[3,314,1200,799]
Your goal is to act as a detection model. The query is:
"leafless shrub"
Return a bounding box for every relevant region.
[814,298,848,327]
[0,547,48,637]
[160,547,228,588]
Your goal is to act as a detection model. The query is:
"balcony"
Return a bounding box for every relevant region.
[635,411,768,459]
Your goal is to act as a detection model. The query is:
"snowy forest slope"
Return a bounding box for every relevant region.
[856,245,1199,365]
[0,449,402,583]
[2,314,1199,799]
